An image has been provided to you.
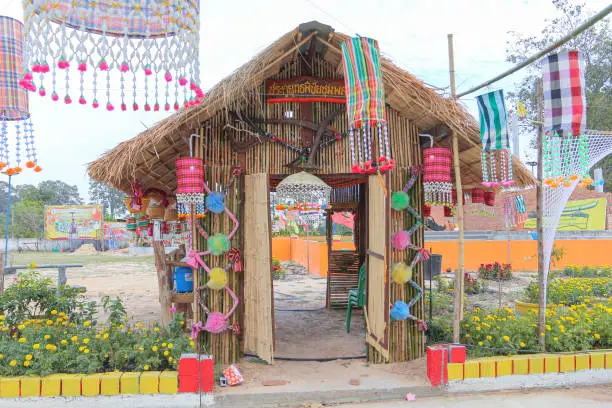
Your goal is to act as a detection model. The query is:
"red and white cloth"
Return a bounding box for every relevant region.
[222,364,243,386]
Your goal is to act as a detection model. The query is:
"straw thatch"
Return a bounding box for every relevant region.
[88,21,534,193]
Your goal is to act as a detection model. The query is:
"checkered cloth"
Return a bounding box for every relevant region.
[476,90,509,150]
[542,50,586,135]
[471,188,485,204]
[341,37,386,128]
[0,17,28,121]
[175,157,204,195]
[423,148,452,183]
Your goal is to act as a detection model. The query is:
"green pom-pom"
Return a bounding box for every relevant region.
[207,233,230,256]
[391,191,410,211]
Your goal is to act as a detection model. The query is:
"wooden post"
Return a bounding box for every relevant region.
[0,253,4,294]
[536,79,546,351]
[448,34,465,343]
[153,241,173,326]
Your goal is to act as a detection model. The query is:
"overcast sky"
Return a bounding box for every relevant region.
[1,0,609,200]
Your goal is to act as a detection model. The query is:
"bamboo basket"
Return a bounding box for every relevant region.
[124,197,151,214]
[164,208,178,222]
[126,218,137,231]
[147,205,165,219]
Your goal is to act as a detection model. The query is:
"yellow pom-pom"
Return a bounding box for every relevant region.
[391,262,412,284]
[207,267,227,290]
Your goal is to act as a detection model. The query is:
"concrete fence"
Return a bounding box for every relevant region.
[0,239,130,253]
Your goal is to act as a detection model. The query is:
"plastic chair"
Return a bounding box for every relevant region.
[346,263,366,333]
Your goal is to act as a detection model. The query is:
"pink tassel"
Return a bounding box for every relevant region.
[78,61,87,72]
[38,88,46,97]
[164,71,172,82]
[79,97,86,105]
[121,103,127,111]
[92,100,99,109]
[179,77,188,86]
[99,59,108,71]
[120,62,130,73]
[106,103,114,111]
[51,92,59,101]
[64,95,72,104]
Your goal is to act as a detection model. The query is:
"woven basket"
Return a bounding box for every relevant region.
[147,205,165,219]
[164,208,178,222]
[124,197,151,214]
[126,218,137,231]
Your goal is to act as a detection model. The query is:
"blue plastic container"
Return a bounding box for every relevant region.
[174,267,194,293]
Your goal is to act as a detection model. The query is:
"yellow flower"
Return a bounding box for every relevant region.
[24,361,30,367]
[9,360,16,367]
[164,351,169,356]
[503,335,510,342]
[143,365,150,371]
[0,354,3,359]
[46,320,53,326]
[152,346,158,352]
[138,347,144,352]
[153,327,159,332]
[168,343,173,349]
[162,342,167,347]
[553,337,559,341]
[0,315,4,320]
[45,344,54,351]
[478,341,483,346]
[84,349,90,354]
[168,357,173,362]
[136,323,143,328]
[60,339,68,345]
[486,336,492,341]
[465,334,470,338]
[83,321,91,327]
[71,336,78,342]
[33,344,40,350]
[189,341,194,348]
[51,310,57,315]
[546,325,551,331]
[594,333,601,340]
[83,338,89,344]
[103,333,109,340]
[25,354,32,361]
[520,342,526,347]
[18,337,27,343]
[18,324,25,330]
[44,334,51,340]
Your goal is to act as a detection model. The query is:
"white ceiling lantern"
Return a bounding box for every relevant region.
[276,171,331,205]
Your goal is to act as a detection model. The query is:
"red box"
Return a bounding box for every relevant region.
[448,345,466,363]
[426,346,448,386]
[178,375,199,393]
[199,356,214,392]
[178,354,199,377]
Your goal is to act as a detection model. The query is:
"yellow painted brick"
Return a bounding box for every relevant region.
[529,356,544,374]
[120,372,140,395]
[61,374,84,397]
[512,358,529,375]
[496,359,512,377]
[559,355,575,373]
[20,376,41,397]
[101,373,121,396]
[82,374,101,396]
[545,356,559,374]
[0,377,20,398]
[575,355,590,372]
[606,353,612,369]
[590,353,605,369]
[159,371,178,394]
[139,371,161,394]
[480,361,496,378]
[447,363,463,381]
[463,361,480,379]
[41,375,61,397]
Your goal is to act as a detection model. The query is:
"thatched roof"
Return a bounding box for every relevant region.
[88,21,534,193]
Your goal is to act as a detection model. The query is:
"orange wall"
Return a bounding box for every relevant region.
[426,240,612,272]
[272,237,355,277]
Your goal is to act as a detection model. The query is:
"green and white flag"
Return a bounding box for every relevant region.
[476,90,509,150]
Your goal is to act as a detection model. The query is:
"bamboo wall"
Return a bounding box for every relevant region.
[194,54,425,364]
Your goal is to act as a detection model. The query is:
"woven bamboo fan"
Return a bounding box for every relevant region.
[147,205,165,219]
[164,208,178,222]
[124,197,151,214]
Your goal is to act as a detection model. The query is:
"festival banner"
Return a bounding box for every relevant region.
[103,222,130,241]
[266,76,346,104]
[45,205,103,240]
[523,198,607,231]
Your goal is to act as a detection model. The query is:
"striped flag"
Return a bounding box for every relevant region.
[476,90,509,150]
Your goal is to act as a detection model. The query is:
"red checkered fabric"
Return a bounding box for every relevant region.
[471,188,485,204]
[423,148,452,183]
[175,157,204,194]
[484,191,495,207]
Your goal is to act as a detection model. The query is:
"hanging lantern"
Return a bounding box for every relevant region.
[175,157,205,206]
[276,172,331,206]
[471,188,484,204]
[0,16,41,174]
[541,51,590,188]
[20,0,203,111]
[126,217,137,231]
[423,148,452,207]
[484,191,495,207]
[476,90,513,187]
[341,37,393,174]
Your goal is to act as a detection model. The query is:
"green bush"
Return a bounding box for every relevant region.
[523,277,611,306]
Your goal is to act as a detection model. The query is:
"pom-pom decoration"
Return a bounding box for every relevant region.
[205,192,226,214]
[390,300,411,321]
[392,230,412,250]
[207,233,230,256]
[391,191,410,211]
[391,262,412,285]
[207,267,228,290]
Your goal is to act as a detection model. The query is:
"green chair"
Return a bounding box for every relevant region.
[346,263,366,333]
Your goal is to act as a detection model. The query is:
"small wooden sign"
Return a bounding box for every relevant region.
[266,76,346,104]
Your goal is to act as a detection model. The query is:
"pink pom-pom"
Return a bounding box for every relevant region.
[164,103,170,111]
[120,62,129,73]
[92,100,99,109]
[351,165,360,173]
[106,103,114,111]
[359,168,366,175]
[364,160,372,168]
[58,60,69,69]
[38,88,46,97]
[178,77,188,86]
[41,63,50,73]
[145,104,151,112]
[154,103,160,111]
[144,66,152,76]
[190,82,197,91]
[378,156,387,163]
[335,134,341,140]
[392,230,412,250]
[51,92,59,102]
[79,97,86,105]
[64,95,72,104]
[121,103,127,111]
[32,64,41,73]
[164,72,172,82]
[78,61,87,72]
[491,182,500,188]
[482,182,492,187]
[367,167,377,174]
[99,60,108,71]
[174,102,179,110]
[23,72,33,81]
[183,100,189,108]
[133,103,139,111]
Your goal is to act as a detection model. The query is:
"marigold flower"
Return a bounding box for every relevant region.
[503,336,510,342]
[152,346,158,352]
[143,365,150,371]
[83,338,89,344]
[24,361,30,367]
[9,360,16,367]
[25,354,32,361]
[18,337,27,343]
[51,310,57,315]
[164,351,169,356]
[33,344,40,350]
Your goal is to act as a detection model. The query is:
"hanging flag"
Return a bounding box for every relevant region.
[476,90,513,187]
[542,50,586,135]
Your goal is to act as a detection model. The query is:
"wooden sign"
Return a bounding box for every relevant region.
[266,76,345,104]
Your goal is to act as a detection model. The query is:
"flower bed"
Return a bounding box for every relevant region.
[0,272,193,377]
[478,262,512,281]
[562,264,612,278]
[523,277,611,306]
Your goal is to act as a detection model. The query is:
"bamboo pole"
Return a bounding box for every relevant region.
[448,34,465,343]
[536,79,546,351]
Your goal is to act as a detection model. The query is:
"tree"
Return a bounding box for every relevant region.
[15,180,83,205]
[88,179,126,221]
[12,200,44,238]
[506,0,611,188]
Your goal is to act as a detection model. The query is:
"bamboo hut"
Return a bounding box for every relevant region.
[89,21,534,365]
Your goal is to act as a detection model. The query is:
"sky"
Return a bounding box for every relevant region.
[1,0,610,201]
